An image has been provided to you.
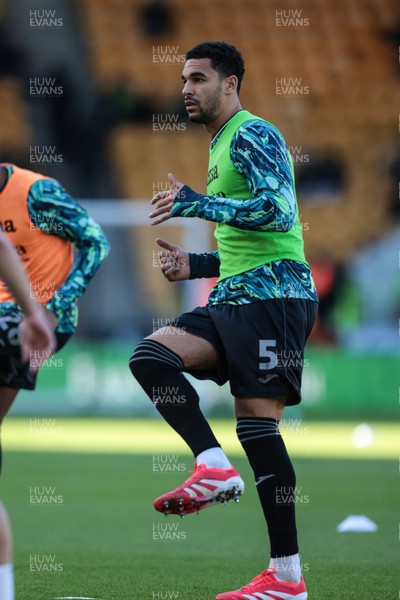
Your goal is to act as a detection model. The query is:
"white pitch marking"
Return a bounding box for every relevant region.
[54,597,99,600]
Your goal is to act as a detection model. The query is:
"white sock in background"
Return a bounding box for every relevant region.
[0,563,14,600]
[196,447,232,469]
[269,553,302,583]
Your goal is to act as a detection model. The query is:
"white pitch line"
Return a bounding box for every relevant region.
[54,597,100,600]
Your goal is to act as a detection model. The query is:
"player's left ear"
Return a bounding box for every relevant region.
[225,75,238,95]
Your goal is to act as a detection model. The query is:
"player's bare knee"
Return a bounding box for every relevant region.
[146,327,182,341]
[145,328,188,361]
[235,397,285,420]
[146,330,217,370]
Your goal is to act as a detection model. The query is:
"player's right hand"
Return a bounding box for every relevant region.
[156,238,190,282]
[19,307,56,372]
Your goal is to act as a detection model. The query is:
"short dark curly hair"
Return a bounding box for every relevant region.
[186,41,245,94]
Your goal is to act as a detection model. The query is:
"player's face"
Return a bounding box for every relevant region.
[181,58,224,124]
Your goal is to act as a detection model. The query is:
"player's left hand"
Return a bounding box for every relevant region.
[149,173,184,226]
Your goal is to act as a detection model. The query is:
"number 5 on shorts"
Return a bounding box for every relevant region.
[259,339,277,370]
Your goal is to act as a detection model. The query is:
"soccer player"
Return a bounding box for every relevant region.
[0,232,56,600]
[0,161,109,430]
[129,42,317,600]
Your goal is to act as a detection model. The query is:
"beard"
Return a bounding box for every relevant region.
[188,82,222,124]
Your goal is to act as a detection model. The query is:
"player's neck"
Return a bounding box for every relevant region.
[204,102,243,137]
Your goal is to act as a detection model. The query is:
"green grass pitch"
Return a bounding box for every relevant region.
[1,419,398,600]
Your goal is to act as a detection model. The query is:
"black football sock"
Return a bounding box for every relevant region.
[129,339,220,457]
[237,417,299,557]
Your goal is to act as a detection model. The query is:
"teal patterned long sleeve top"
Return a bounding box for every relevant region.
[174,119,318,304]
[173,120,297,232]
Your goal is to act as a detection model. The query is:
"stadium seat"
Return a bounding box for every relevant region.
[77,0,400,260]
[0,78,31,154]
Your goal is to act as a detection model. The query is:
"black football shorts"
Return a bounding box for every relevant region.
[174,299,318,406]
[0,311,71,390]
